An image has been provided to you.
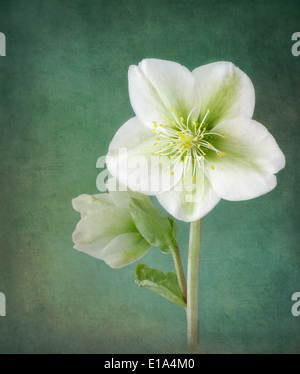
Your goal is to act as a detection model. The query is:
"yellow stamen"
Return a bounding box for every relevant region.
[170,171,174,176]
[211,165,215,170]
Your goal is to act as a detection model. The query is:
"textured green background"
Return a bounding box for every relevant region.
[0,0,299,354]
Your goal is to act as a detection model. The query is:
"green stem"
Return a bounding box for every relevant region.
[169,243,187,304]
[186,219,202,351]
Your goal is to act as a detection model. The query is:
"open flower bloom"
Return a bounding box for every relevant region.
[72,180,152,269]
[107,59,285,222]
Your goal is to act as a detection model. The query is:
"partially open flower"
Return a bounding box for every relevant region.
[107,59,285,222]
[72,182,152,269]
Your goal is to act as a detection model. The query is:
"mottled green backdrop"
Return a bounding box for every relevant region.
[0,0,299,354]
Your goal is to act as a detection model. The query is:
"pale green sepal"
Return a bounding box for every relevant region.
[135,264,187,309]
[160,245,172,254]
[102,233,151,269]
[128,198,174,247]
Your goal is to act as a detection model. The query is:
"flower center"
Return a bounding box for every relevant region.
[150,103,227,181]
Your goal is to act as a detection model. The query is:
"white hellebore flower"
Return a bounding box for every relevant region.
[72,181,152,269]
[107,59,285,222]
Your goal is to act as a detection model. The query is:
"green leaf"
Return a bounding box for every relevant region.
[158,217,179,255]
[160,245,172,254]
[128,198,174,247]
[135,264,187,309]
[167,216,179,241]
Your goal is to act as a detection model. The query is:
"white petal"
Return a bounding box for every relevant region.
[192,61,255,128]
[156,167,221,222]
[72,206,136,246]
[129,59,201,128]
[74,236,116,259]
[93,193,115,205]
[100,233,151,269]
[72,193,114,218]
[106,177,152,207]
[204,118,285,201]
[107,116,183,194]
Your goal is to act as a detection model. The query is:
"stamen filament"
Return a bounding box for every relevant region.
[186,103,199,127]
[150,107,225,181]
